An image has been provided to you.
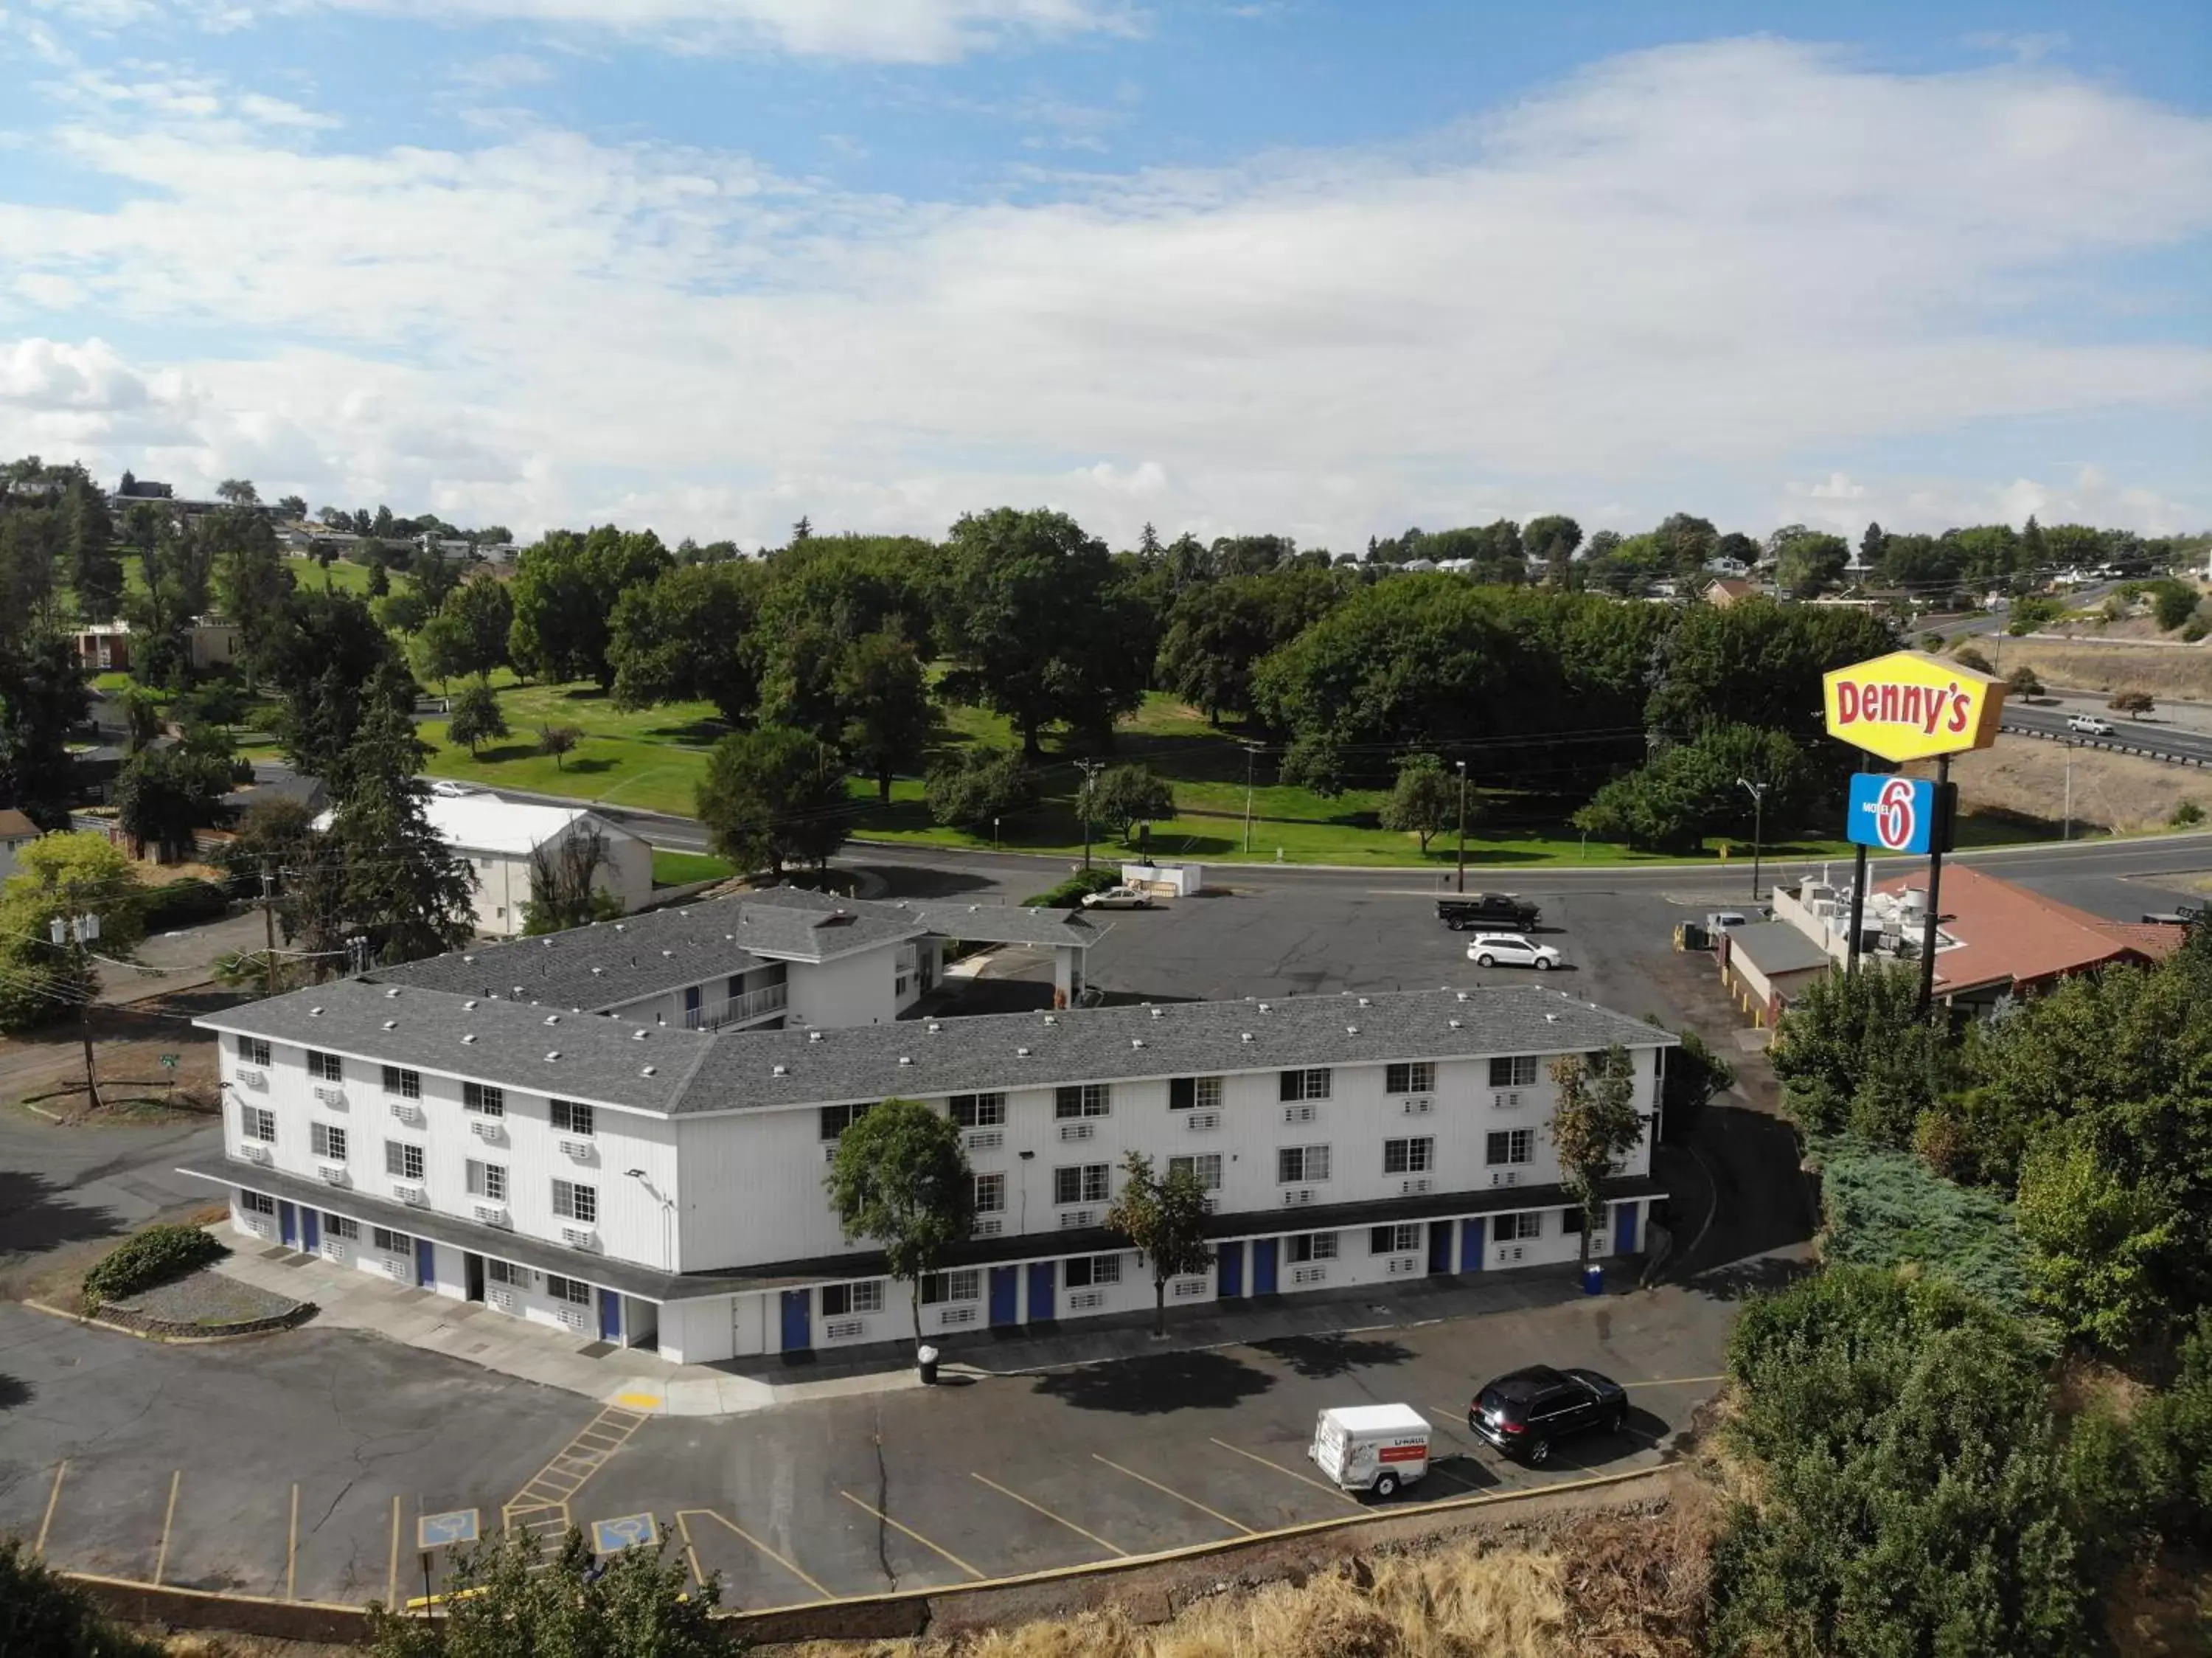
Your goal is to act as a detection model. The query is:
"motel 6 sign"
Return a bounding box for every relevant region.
[1847,774,1938,856]
[1821,650,2007,765]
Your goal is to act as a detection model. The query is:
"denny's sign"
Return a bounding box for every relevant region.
[1822,650,2006,763]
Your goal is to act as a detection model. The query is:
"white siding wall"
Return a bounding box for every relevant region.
[785,945,899,1027]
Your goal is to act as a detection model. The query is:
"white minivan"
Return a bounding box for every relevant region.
[1307,1404,1430,1497]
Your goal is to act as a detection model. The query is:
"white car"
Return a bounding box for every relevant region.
[1467,933,1562,971]
[427,780,481,798]
[2067,715,2113,736]
[1080,884,1155,910]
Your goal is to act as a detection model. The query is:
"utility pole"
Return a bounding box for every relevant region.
[1454,759,1469,894]
[50,909,102,1111]
[2062,741,2073,842]
[1074,760,1103,873]
[1241,744,1260,856]
[1918,755,1951,1016]
[259,859,279,999]
[1736,777,1769,901]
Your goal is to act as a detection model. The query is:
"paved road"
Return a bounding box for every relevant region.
[0,1110,222,1274]
[2001,704,2212,768]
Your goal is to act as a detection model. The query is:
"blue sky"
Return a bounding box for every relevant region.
[1,0,2207,547]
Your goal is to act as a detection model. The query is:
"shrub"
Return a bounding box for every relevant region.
[1806,1133,2037,1320]
[0,1536,163,1657]
[923,746,1037,833]
[2149,579,2198,631]
[2006,663,2044,698]
[2108,689,2156,715]
[2184,618,2208,643]
[1023,867,1119,908]
[141,876,232,932]
[82,1223,225,1310]
[2171,799,2205,828]
[1648,1018,1733,1140]
[1919,631,1944,651]
[1952,643,1994,673]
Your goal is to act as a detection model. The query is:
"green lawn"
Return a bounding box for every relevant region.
[651,849,735,885]
[115,552,402,603]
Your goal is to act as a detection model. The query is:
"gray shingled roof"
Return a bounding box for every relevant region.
[199,980,1671,1118]
[365,887,1098,1013]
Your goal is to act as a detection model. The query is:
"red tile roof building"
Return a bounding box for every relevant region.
[1874,864,2184,1002]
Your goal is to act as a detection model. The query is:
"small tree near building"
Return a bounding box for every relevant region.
[1378,752,1458,852]
[1548,1044,1644,1269]
[2108,690,2156,716]
[822,1097,975,1353]
[522,823,625,935]
[1105,1151,1215,1337]
[2006,664,2044,698]
[446,680,509,757]
[1081,763,1175,845]
[695,725,851,879]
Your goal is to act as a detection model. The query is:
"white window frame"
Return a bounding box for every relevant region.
[551,1100,595,1137]
[552,1179,597,1224]
[1288,1232,1338,1263]
[1486,1128,1534,1167]
[1279,1067,1332,1102]
[383,1065,421,1100]
[1053,1163,1110,1205]
[237,1036,271,1068]
[240,1105,276,1143]
[372,1225,411,1253]
[1167,1153,1223,1190]
[822,1280,884,1317]
[1385,1061,1436,1094]
[1370,1223,1422,1255]
[973,1171,1006,1214]
[544,1273,591,1305]
[310,1122,347,1161]
[1382,1137,1435,1175]
[950,1092,1006,1128]
[466,1160,507,1201]
[1495,1212,1541,1242]
[240,1190,276,1215]
[385,1141,425,1181]
[1489,1054,1540,1089]
[307,1050,342,1083]
[462,1081,505,1117]
[1063,1254,1122,1288]
[487,1259,525,1286]
[818,1102,872,1142]
[921,1269,981,1305]
[1276,1144,1331,1183]
[322,1213,359,1241]
[1054,1083,1111,1120]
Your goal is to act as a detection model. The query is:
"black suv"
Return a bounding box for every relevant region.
[1436,892,1541,931]
[1467,1365,1627,1464]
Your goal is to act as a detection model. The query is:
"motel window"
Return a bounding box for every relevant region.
[544,1274,591,1306]
[1489,1055,1539,1089]
[323,1214,358,1241]
[1287,1232,1338,1263]
[1382,1137,1434,1175]
[383,1066,421,1100]
[1167,1153,1222,1191]
[240,1191,276,1216]
[1054,1164,1110,1205]
[463,1082,505,1117]
[1276,1145,1331,1184]
[1385,1062,1436,1095]
[1063,1255,1122,1288]
[1485,1129,1534,1167]
[466,1161,507,1202]
[240,1105,276,1143]
[949,1093,1006,1128]
[818,1102,872,1141]
[822,1281,884,1317]
[310,1122,347,1162]
[551,1100,594,1137]
[372,1227,411,1254]
[1495,1213,1541,1242]
[1054,1083,1110,1119]
[1371,1224,1422,1255]
[1278,1068,1332,1102]
[1168,1076,1223,1111]
[921,1269,981,1306]
[236,1036,271,1068]
[973,1172,1006,1214]
[552,1181,597,1224]
[385,1142,425,1182]
[487,1260,525,1286]
[307,1050,343,1083]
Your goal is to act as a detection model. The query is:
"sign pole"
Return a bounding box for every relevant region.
[1918,754,1948,1016]
[1846,843,1868,975]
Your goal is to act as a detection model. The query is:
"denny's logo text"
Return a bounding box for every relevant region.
[1821,650,2006,763]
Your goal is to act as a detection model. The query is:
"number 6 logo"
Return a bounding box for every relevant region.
[1875,777,1917,850]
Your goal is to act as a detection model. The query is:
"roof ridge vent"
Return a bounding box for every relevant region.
[384,986,401,998]
[381,1019,397,1030]
[308,1006,324,1016]
[641,1064,657,1076]
[543,1013,560,1024]
[545,1050,560,1061]
[462,999,478,1009]
[461,1033,477,1044]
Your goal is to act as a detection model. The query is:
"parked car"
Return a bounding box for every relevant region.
[1465,932,1562,971]
[1467,1365,1627,1465]
[1080,884,1155,910]
[1436,892,1541,931]
[2068,715,2113,736]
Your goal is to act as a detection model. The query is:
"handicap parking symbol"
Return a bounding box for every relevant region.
[591,1512,658,1554]
[417,1509,481,1548]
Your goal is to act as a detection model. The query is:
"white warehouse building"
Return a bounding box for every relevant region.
[184,887,1669,1363]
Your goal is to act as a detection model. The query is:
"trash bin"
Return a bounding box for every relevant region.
[1582,1263,1605,1296]
[917,1344,939,1385]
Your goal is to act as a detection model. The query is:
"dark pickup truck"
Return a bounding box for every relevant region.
[1436,892,1541,931]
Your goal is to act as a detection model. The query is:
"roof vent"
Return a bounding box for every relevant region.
[462,954,474,964]
[613,923,625,932]
[772,1064,787,1078]
[927,1021,942,1034]
[512,987,524,998]
[543,1013,560,1025]
[384,986,401,999]
[1130,1038,1145,1049]
[381,1019,397,1030]
[661,950,674,958]
[1043,1014,1057,1026]
[1016,1045,1031,1057]
[1357,996,1371,1007]
[1257,1002,1271,1013]
[1545,1013,1559,1023]
[1455,991,1469,1002]
[1240,1032,1253,1042]
[898,1056,912,1066]
[641,1064,657,1076]
[631,1029,648,1040]
[1346,1024,1359,1035]
[1448,1018,1463,1029]
[461,1033,477,1044]
[590,966,603,976]
[545,1050,560,1061]
[1150,1007,1164,1019]
[463,999,478,1010]
[807,1030,824,1044]
[308,1006,324,1017]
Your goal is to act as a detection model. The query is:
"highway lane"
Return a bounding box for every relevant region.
[2000,704,2212,767]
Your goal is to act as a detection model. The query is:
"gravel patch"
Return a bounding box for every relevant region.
[111,1267,302,1327]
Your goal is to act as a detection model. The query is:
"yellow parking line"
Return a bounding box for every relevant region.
[1626,1374,1726,1388]
[674,1511,709,1596]
[35,1460,66,1557]
[386,1496,400,1608]
[1092,1455,1254,1536]
[1208,1438,1360,1506]
[839,1491,987,1581]
[286,1482,299,1599]
[153,1471,181,1586]
[681,1508,831,1601]
[970,1473,1128,1558]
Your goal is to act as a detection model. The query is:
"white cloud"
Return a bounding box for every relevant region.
[0,337,149,410]
[0,38,2206,544]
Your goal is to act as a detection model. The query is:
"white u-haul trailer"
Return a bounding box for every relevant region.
[1307,1402,1431,1497]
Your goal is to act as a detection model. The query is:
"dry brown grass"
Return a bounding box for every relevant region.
[1973,641,2212,701]
[1905,740,2212,835]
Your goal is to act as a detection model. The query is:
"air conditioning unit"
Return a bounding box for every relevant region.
[1172,1277,1209,1300]
[317,1163,349,1186]
[1400,1176,1433,1196]
[1059,1121,1095,1142]
[1281,1187,1316,1207]
[561,1227,597,1250]
[473,1204,510,1227]
[488,1287,515,1312]
[1402,1096,1433,1115]
[824,1318,865,1340]
[240,1143,272,1165]
[1496,1244,1526,1264]
[1282,1103,1315,1125]
[313,1085,345,1106]
[1067,1289,1105,1311]
[1489,1169,1520,1187]
[1385,1255,1419,1275]
[560,1140,593,1159]
[964,1129,1004,1152]
[394,1182,426,1205]
[1291,1265,1328,1286]
[1494,1091,1522,1111]
[1200,1196,1218,1215]
[319,1237,346,1260]
[383,1256,411,1283]
[1058,1208,1095,1229]
[245,1216,271,1239]
[471,1120,502,1140]
[973,1217,1004,1238]
[1185,1111,1220,1131]
[823,1144,840,1164]
[237,1068,267,1090]
[389,1101,421,1124]
[938,1305,978,1328]
[558,1306,587,1331]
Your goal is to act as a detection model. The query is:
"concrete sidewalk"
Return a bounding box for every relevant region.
[215,1227,1644,1418]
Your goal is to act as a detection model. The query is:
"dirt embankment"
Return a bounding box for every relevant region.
[1907,741,2210,836]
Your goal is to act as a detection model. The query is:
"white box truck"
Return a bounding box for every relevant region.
[1307,1403,1430,1497]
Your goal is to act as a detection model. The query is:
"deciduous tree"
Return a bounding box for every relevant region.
[695,726,849,879]
[822,1097,974,1352]
[1105,1151,1215,1336]
[1378,752,1458,852]
[1548,1046,1644,1267]
[446,680,509,756]
[923,747,1036,834]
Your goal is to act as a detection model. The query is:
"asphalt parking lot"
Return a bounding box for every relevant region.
[0,1274,1732,1609]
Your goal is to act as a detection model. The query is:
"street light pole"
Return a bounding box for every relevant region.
[49,908,102,1111]
[1074,760,1103,873]
[1454,760,1468,894]
[2063,742,2073,841]
[1242,744,1259,856]
[1736,777,1769,902]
